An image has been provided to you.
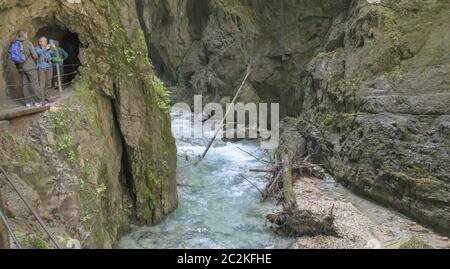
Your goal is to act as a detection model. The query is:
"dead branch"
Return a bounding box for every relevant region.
[262,170,283,202]
[238,147,275,165]
[250,168,276,173]
[240,175,265,196]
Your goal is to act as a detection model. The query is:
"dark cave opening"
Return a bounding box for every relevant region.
[1,25,81,104]
[35,25,81,84]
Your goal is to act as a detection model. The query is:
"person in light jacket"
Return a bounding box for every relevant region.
[35,37,56,105]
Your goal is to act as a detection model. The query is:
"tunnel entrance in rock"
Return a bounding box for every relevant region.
[1,25,81,105]
[35,25,81,84]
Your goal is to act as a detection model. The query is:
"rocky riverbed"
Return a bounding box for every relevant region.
[291,176,449,249]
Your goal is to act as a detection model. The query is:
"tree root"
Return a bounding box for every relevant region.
[252,153,338,237]
[266,206,338,237]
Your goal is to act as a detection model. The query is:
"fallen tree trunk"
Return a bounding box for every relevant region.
[260,153,338,237]
[199,65,253,162]
[281,154,297,211]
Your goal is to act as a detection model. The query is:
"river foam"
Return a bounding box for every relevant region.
[118,111,292,249]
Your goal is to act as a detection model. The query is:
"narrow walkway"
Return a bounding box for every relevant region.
[0,87,73,125]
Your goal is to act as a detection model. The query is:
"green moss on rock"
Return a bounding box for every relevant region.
[387,236,433,249]
[16,231,50,249]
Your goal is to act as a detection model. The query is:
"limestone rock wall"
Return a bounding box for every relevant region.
[279,0,450,233]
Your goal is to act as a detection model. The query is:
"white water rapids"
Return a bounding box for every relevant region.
[118,111,293,249]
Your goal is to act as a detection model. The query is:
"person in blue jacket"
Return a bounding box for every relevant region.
[35,37,55,105]
[51,40,69,89]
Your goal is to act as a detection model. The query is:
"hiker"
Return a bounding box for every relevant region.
[51,40,69,89]
[35,37,56,105]
[9,30,40,107]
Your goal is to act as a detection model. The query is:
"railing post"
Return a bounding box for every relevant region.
[56,63,63,97]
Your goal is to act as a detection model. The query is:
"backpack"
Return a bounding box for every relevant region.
[9,40,27,64]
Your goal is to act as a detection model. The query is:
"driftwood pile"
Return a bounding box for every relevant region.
[246,150,338,237]
[266,206,337,237]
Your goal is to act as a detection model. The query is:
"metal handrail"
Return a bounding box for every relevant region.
[0,207,22,249]
[0,166,62,249]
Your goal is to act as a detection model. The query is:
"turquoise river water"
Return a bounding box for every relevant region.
[118,112,293,249]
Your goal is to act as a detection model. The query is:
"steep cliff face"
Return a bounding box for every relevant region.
[297,0,450,233]
[138,0,349,111]
[140,0,450,233]
[0,0,178,248]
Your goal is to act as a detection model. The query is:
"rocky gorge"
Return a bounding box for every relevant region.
[138,0,450,234]
[0,0,449,249]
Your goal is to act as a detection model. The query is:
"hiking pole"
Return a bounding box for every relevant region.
[0,166,62,249]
